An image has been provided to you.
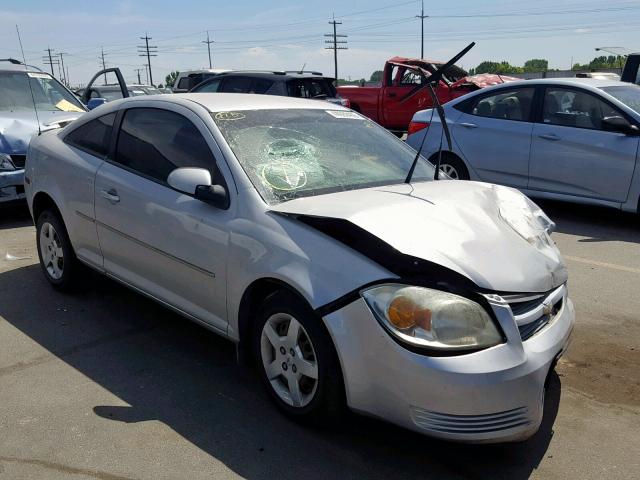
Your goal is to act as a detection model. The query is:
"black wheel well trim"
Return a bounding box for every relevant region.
[32,191,62,222]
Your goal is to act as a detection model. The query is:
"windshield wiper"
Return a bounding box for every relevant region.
[405,42,475,183]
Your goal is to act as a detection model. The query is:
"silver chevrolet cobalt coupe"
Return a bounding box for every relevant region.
[25,93,574,443]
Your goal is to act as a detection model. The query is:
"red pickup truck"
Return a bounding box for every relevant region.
[337,57,516,134]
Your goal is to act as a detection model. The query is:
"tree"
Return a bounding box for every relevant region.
[369,70,383,83]
[474,61,523,75]
[523,59,548,72]
[165,71,179,88]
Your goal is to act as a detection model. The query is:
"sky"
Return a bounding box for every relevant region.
[0,0,638,87]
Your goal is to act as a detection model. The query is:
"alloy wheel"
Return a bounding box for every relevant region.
[39,222,64,280]
[260,313,319,408]
[440,163,459,179]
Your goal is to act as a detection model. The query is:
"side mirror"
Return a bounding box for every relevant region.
[601,116,639,135]
[167,167,229,209]
[87,98,107,110]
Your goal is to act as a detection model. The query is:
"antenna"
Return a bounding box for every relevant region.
[299,63,306,74]
[16,25,41,135]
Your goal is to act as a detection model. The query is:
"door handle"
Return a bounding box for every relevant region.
[459,122,478,128]
[539,133,561,141]
[100,188,120,204]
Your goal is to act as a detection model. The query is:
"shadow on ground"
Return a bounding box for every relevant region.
[0,264,561,480]
[0,205,32,230]
[536,199,639,244]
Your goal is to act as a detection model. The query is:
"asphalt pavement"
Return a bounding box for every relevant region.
[0,201,638,480]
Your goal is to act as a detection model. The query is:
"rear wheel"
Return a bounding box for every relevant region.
[434,154,470,180]
[253,291,344,421]
[36,210,82,291]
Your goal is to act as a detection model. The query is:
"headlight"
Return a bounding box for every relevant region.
[361,284,502,351]
[0,154,15,172]
[493,185,555,251]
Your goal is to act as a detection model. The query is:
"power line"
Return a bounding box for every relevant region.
[138,34,157,86]
[202,30,214,68]
[416,0,428,59]
[325,16,347,84]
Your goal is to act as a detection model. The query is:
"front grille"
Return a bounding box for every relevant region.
[502,286,565,341]
[10,154,26,168]
[411,406,531,434]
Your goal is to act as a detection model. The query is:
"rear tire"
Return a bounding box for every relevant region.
[433,154,470,180]
[36,209,83,291]
[252,290,344,423]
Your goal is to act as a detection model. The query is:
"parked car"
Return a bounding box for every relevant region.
[0,59,85,206]
[621,53,640,85]
[337,56,518,134]
[575,72,620,80]
[172,69,231,93]
[407,78,640,213]
[25,93,573,443]
[190,70,349,107]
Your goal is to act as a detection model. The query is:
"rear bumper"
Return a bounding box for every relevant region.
[323,289,574,443]
[0,170,25,203]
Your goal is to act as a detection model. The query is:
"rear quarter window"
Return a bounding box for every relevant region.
[64,112,116,158]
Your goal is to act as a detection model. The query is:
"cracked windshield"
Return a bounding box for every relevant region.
[213,109,435,204]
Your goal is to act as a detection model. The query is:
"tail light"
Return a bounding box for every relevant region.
[408,121,429,135]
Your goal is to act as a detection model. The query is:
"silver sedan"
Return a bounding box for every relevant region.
[407,78,640,213]
[25,93,573,443]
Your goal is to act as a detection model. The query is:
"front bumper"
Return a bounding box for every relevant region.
[0,169,25,204]
[323,285,574,443]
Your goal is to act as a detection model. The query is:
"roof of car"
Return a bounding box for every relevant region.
[210,70,330,81]
[127,92,348,112]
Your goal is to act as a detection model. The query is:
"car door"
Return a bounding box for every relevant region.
[381,64,433,130]
[451,86,536,188]
[529,86,638,202]
[94,105,233,332]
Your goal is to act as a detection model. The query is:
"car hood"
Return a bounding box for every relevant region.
[0,110,83,155]
[269,181,567,293]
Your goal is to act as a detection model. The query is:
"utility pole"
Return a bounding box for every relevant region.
[66,66,70,87]
[324,15,347,86]
[143,64,150,85]
[58,52,67,86]
[416,0,429,59]
[99,47,108,85]
[44,47,55,76]
[203,30,214,68]
[134,68,143,84]
[138,34,157,86]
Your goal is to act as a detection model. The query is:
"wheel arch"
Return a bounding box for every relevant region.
[32,191,63,223]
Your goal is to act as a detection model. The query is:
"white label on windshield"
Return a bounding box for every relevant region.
[27,72,50,79]
[325,110,362,119]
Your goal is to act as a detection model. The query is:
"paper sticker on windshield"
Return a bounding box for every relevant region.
[325,110,362,119]
[55,99,84,113]
[215,111,245,121]
[27,72,50,79]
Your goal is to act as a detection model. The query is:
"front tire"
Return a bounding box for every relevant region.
[36,209,82,291]
[253,291,344,422]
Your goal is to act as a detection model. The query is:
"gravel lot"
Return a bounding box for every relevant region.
[0,200,638,480]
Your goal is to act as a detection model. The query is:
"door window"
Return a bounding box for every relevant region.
[470,88,535,121]
[542,88,618,130]
[115,108,222,184]
[195,78,222,93]
[65,112,116,157]
[286,79,335,98]
[220,77,253,93]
